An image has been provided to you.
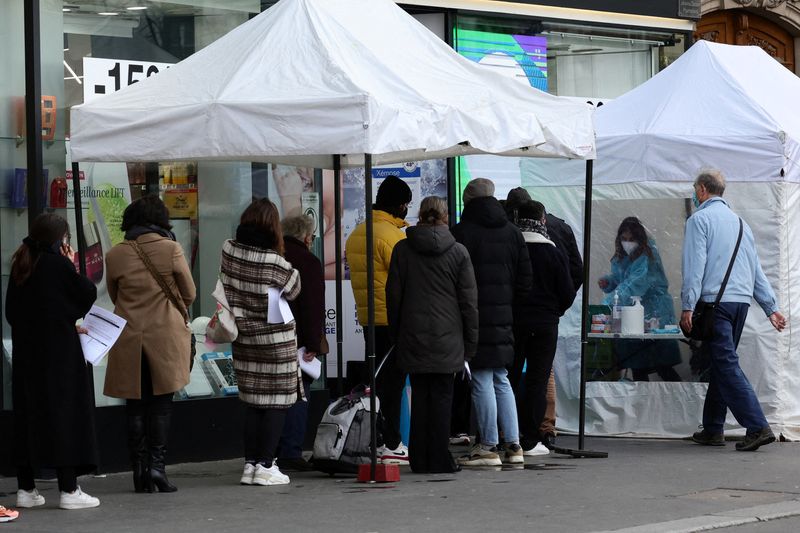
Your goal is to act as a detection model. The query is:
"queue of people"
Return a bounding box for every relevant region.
[3,169,787,519]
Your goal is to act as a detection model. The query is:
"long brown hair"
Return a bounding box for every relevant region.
[11,213,70,285]
[239,198,284,256]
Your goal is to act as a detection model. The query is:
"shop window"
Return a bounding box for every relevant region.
[452,14,685,218]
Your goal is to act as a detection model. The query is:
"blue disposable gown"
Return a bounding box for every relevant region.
[600,241,681,370]
[601,241,675,324]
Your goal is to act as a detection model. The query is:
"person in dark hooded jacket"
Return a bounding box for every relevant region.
[387,196,478,473]
[451,179,533,467]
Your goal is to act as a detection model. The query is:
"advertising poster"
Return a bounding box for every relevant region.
[323,160,447,377]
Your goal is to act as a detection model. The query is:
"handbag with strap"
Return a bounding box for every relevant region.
[206,278,238,343]
[685,218,744,341]
[126,240,197,368]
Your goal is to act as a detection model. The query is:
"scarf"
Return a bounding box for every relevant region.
[124,224,176,242]
[517,218,549,240]
[235,224,274,250]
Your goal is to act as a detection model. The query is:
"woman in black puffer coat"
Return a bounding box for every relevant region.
[387,196,478,473]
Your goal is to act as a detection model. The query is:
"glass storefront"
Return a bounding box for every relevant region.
[1,1,693,412]
[452,14,687,210]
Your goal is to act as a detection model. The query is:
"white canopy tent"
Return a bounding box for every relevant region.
[522,40,800,440]
[69,0,594,166]
[69,0,599,468]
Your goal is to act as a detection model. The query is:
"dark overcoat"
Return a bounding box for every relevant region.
[386,224,479,374]
[451,196,533,369]
[6,249,98,473]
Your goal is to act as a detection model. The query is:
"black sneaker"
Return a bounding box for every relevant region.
[735,427,775,452]
[542,433,556,450]
[276,457,314,471]
[692,429,725,446]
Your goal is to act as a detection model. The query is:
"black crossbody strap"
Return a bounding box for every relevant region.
[713,218,744,308]
[126,240,189,321]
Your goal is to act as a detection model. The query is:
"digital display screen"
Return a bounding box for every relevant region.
[454,28,548,91]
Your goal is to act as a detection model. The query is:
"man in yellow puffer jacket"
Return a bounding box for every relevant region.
[345,175,411,464]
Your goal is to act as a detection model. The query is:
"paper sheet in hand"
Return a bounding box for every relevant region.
[267,287,294,324]
[80,306,127,365]
[297,347,322,380]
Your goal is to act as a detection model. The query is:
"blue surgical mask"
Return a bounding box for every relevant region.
[692,190,700,208]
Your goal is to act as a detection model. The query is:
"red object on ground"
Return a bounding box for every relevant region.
[357,463,400,483]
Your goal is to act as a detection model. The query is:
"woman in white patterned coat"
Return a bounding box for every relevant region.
[220,199,301,487]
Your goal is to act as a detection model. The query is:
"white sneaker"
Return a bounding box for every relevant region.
[449,434,471,446]
[240,463,256,485]
[523,442,551,456]
[59,487,100,510]
[252,463,290,486]
[380,443,410,465]
[17,488,45,508]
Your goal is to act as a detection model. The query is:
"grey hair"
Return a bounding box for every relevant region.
[418,196,448,225]
[462,178,495,205]
[694,169,726,196]
[281,214,316,240]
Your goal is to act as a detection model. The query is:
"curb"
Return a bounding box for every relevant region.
[592,499,800,533]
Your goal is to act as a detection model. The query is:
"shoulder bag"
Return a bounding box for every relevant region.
[126,240,197,369]
[686,218,743,341]
[206,278,238,343]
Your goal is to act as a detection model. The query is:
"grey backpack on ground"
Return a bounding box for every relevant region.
[312,385,380,475]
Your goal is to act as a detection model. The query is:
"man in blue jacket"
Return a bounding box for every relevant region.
[681,170,786,452]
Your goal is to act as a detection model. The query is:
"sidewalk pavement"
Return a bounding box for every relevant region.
[1,436,799,533]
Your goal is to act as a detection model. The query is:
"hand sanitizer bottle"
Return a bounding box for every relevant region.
[611,291,621,334]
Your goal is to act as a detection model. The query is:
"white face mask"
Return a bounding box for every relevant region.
[621,241,639,255]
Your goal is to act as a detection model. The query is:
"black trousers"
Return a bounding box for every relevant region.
[510,324,559,446]
[126,355,173,418]
[17,465,77,493]
[409,373,457,473]
[450,372,472,436]
[244,406,288,466]
[363,326,406,449]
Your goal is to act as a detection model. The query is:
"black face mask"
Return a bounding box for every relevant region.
[399,206,408,220]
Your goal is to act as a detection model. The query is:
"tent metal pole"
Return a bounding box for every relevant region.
[579,159,594,450]
[364,153,377,482]
[333,154,344,398]
[71,162,87,277]
[24,0,44,226]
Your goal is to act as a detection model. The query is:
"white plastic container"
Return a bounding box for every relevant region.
[621,296,645,335]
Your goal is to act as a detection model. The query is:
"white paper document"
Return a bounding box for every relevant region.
[297,347,322,380]
[267,287,294,324]
[80,306,127,365]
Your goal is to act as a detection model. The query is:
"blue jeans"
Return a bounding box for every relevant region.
[702,302,769,434]
[471,367,519,446]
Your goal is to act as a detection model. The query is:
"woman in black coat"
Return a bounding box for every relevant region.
[6,214,99,510]
[510,201,575,453]
[387,196,478,473]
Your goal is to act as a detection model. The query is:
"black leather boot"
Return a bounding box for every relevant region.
[147,412,178,493]
[127,414,150,493]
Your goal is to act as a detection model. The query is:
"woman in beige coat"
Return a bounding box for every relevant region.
[104,195,196,494]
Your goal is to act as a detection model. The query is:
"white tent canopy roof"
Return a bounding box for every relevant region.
[524,40,800,186]
[69,0,595,167]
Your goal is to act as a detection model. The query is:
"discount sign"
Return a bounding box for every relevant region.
[83,57,173,104]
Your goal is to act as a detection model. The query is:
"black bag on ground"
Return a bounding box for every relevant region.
[311,384,380,475]
[684,218,743,342]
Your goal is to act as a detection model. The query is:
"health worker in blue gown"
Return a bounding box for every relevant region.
[598,217,682,382]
